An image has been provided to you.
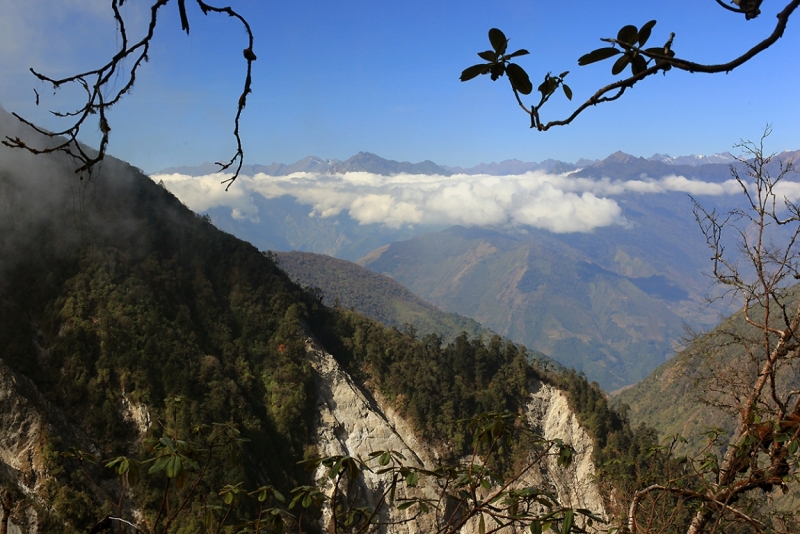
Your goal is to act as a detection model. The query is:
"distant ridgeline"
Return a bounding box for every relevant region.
[274,250,495,342]
[0,110,652,532]
[154,150,800,391]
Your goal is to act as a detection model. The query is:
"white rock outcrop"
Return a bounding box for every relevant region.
[0,360,45,534]
[522,380,607,526]
[307,339,437,533]
[306,339,607,533]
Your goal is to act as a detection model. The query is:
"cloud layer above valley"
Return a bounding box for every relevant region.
[151,171,743,233]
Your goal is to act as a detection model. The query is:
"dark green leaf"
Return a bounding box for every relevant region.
[149,456,170,474]
[558,71,569,78]
[576,508,605,522]
[329,458,343,479]
[379,452,391,466]
[537,79,548,96]
[617,25,638,45]
[577,47,620,66]
[506,49,530,59]
[611,54,631,75]
[460,64,491,82]
[631,54,648,75]
[638,20,657,47]
[562,84,572,100]
[488,28,508,55]
[789,439,799,455]
[530,521,542,534]
[562,509,574,534]
[397,501,414,510]
[166,456,182,478]
[537,76,558,97]
[478,50,497,62]
[507,63,533,95]
[490,63,505,80]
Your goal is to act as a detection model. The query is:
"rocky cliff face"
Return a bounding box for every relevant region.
[306,339,607,533]
[0,361,47,534]
[0,360,153,534]
[0,341,605,534]
[524,381,606,514]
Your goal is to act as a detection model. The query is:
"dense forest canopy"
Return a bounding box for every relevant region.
[0,109,651,533]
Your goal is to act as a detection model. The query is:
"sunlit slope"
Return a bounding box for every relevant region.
[358,225,687,390]
[276,250,494,341]
[616,287,800,447]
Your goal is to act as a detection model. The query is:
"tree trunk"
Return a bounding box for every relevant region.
[686,508,711,534]
[0,490,11,534]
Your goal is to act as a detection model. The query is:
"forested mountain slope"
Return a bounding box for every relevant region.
[616,286,800,448]
[0,109,647,533]
[275,250,493,341]
[358,225,688,391]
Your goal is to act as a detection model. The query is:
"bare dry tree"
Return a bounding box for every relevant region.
[1,0,255,189]
[623,128,800,533]
[461,1,799,133]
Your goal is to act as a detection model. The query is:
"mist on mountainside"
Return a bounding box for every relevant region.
[2,106,653,534]
[151,150,780,389]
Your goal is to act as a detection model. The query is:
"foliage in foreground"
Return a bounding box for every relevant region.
[57,410,607,534]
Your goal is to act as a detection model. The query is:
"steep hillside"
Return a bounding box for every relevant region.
[275,250,493,341]
[0,111,646,533]
[616,287,800,447]
[358,225,687,391]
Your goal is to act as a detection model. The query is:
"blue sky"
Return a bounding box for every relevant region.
[1,0,799,173]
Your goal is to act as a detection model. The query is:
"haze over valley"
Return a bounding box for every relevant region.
[152,150,800,390]
[4,1,800,530]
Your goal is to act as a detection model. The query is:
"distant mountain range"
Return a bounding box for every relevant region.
[152,148,800,389]
[156,149,754,178]
[647,152,736,166]
[159,152,451,177]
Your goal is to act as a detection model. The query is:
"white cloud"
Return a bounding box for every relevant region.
[149,170,745,233]
[658,176,741,195]
[155,173,260,222]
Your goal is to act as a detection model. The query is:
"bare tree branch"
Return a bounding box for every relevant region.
[2,0,255,188]
[466,1,799,134]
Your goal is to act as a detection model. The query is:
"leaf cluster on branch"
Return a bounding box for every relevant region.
[461,1,800,131]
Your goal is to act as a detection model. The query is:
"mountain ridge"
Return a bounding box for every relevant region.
[1,106,636,533]
[274,250,495,342]
[356,225,688,390]
[157,148,798,177]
